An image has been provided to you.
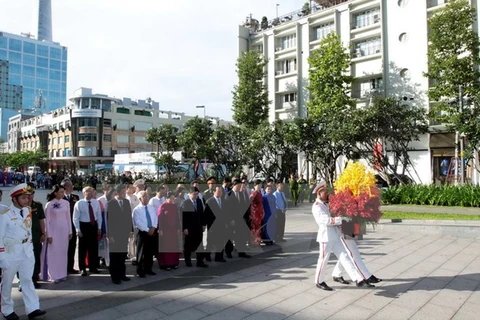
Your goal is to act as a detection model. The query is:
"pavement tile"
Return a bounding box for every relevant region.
[201,306,252,320]
[352,291,395,311]
[116,308,166,320]
[194,293,251,314]
[428,288,472,309]
[154,293,211,315]
[235,293,287,314]
[369,303,418,320]
[160,307,207,320]
[73,307,125,320]
[326,303,374,320]
[452,302,480,320]
[235,282,283,298]
[409,303,458,320]
[285,304,335,320]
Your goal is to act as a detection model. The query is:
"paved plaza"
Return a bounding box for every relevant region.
[3,187,480,320]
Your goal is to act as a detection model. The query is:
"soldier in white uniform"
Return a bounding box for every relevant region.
[0,184,47,320]
[331,237,382,284]
[312,180,374,291]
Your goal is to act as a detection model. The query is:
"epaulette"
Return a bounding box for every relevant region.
[0,207,9,215]
[314,201,320,205]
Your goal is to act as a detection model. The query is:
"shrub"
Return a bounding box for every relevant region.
[381,185,480,207]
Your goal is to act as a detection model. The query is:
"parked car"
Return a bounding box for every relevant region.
[375,174,414,188]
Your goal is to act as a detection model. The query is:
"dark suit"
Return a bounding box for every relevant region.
[204,196,227,260]
[225,191,250,256]
[65,193,80,272]
[107,198,132,282]
[181,198,206,264]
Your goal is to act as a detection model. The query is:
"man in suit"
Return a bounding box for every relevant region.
[181,187,208,268]
[225,179,252,259]
[312,180,373,291]
[26,182,45,289]
[204,186,227,262]
[107,184,133,284]
[61,179,80,274]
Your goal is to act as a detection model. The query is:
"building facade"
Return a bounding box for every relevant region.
[0,31,67,138]
[239,0,476,185]
[8,87,230,174]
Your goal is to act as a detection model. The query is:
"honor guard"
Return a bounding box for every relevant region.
[0,184,46,320]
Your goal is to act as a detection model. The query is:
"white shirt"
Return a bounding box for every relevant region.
[132,203,158,232]
[97,195,108,211]
[73,198,103,232]
[312,199,342,243]
[148,196,166,215]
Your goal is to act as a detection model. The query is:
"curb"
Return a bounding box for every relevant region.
[371,219,480,239]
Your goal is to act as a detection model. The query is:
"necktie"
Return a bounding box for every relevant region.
[119,200,123,209]
[217,198,221,209]
[145,206,153,228]
[66,195,70,201]
[193,200,197,211]
[88,201,95,225]
[236,192,240,202]
[19,209,23,218]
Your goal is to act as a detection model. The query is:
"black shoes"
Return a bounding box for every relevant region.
[146,271,156,276]
[367,275,382,284]
[4,312,19,320]
[112,280,122,285]
[81,270,88,277]
[185,261,193,267]
[333,276,351,285]
[238,253,252,258]
[316,282,333,291]
[356,280,375,288]
[121,276,131,281]
[225,253,233,259]
[27,309,46,319]
[205,255,212,262]
[137,273,146,278]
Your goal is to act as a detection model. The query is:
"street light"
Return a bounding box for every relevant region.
[276,4,280,18]
[196,105,206,119]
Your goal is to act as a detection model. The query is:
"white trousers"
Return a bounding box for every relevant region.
[332,238,372,280]
[315,239,362,284]
[128,228,138,261]
[1,255,40,316]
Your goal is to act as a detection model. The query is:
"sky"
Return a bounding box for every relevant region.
[0,0,305,121]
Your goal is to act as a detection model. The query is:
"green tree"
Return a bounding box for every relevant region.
[145,125,180,179]
[306,33,358,183]
[206,125,246,178]
[302,2,311,15]
[6,150,47,169]
[425,0,480,162]
[261,16,268,30]
[355,97,429,185]
[232,50,270,130]
[179,117,214,179]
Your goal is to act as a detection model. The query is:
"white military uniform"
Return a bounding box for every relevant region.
[332,237,372,280]
[126,193,140,261]
[0,204,41,316]
[312,199,363,284]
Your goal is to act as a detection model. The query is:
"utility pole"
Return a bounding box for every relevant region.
[459,85,465,184]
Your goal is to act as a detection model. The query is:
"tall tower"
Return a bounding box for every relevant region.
[37,0,52,42]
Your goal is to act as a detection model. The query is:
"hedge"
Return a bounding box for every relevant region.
[381,185,480,207]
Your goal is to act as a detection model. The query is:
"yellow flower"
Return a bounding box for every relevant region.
[334,161,377,197]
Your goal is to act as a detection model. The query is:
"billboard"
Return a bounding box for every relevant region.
[71,109,102,118]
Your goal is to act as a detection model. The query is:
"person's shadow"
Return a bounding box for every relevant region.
[374,273,480,298]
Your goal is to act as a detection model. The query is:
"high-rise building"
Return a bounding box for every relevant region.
[37,0,53,42]
[0,1,67,140]
[238,0,478,185]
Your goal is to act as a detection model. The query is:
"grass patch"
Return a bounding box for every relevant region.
[381,211,480,221]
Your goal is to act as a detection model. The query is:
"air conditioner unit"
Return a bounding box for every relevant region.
[373,14,380,22]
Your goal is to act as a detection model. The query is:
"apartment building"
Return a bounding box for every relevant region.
[239,0,475,184]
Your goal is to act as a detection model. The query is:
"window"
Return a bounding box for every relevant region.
[49,59,61,70]
[50,47,61,60]
[9,51,21,63]
[103,148,112,156]
[134,110,153,117]
[78,147,97,156]
[65,148,71,156]
[276,58,297,75]
[117,148,129,154]
[0,36,6,49]
[10,63,21,74]
[277,34,296,51]
[284,93,297,103]
[102,100,112,112]
[353,8,380,29]
[104,134,112,142]
[251,44,263,53]
[36,56,48,68]
[103,119,111,127]
[135,136,146,144]
[23,66,35,77]
[135,121,152,131]
[116,135,129,143]
[37,44,48,57]
[47,139,50,145]
[78,118,97,127]
[313,22,334,41]
[23,54,35,66]
[354,37,381,57]
[117,107,130,114]
[64,135,70,143]
[9,38,22,51]
[116,120,129,130]
[353,77,383,98]
[78,133,97,141]
[23,42,36,54]
[65,120,70,128]
[58,137,63,145]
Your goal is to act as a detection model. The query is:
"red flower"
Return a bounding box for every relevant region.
[329,187,382,223]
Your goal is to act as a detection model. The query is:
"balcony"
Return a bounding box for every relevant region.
[427,0,448,9]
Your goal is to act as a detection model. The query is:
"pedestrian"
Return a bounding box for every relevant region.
[132,191,158,277]
[204,186,228,262]
[289,173,299,206]
[61,179,80,274]
[312,180,373,291]
[0,183,47,320]
[26,182,46,288]
[107,184,132,284]
[41,185,71,283]
[157,192,181,270]
[73,186,102,277]
[225,180,252,258]
[249,180,264,245]
[273,182,288,242]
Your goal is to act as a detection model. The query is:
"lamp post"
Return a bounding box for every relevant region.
[196,105,206,119]
[276,4,280,18]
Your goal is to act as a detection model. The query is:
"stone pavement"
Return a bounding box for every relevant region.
[4,199,479,320]
[381,204,480,215]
